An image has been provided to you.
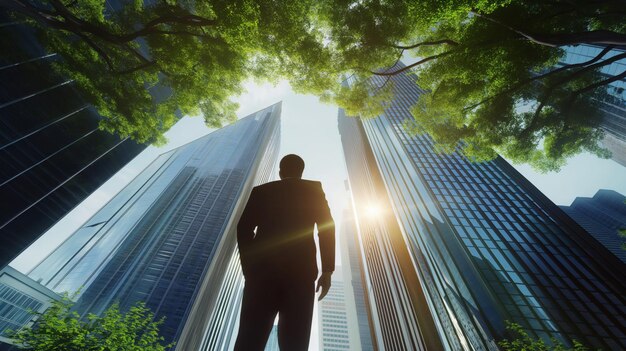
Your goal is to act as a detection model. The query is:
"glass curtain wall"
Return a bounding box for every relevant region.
[341,64,626,350]
[27,103,281,347]
[0,10,146,269]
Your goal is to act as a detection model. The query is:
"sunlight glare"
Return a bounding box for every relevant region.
[365,202,383,218]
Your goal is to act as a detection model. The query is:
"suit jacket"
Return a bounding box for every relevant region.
[237,178,335,281]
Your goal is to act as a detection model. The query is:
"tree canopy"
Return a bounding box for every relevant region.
[312,0,626,171]
[3,0,625,169]
[7,295,173,351]
[499,322,590,351]
[4,0,323,144]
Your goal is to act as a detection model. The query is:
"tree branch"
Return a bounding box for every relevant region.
[390,39,458,50]
[368,50,453,76]
[73,31,116,71]
[117,15,217,42]
[523,52,626,136]
[570,69,626,98]
[374,49,405,91]
[3,0,73,30]
[464,45,616,111]
[123,44,151,63]
[115,61,156,75]
[473,11,626,46]
[41,0,217,44]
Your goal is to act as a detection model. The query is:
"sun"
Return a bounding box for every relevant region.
[365,202,383,218]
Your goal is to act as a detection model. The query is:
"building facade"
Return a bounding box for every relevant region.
[560,189,626,263]
[338,208,375,350]
[0,11,146,269]
[560,45,626,166]
[339,67,626,350]
[264,324,279,351]
[27,103,281,348]
[0,266,61,350]
[318,275,352,350]
[339,109,443,351]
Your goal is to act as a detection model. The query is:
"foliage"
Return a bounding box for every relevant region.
[7,294,173,351]
[4,0,625,168]
[312,0,625,171]
[4,0,320,144]
[498,322,590,351]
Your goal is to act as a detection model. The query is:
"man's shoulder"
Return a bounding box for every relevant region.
[299,179,322,188]
[253,180,282,191]
[253,179,322,191]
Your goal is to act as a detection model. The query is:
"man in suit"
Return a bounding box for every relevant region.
[234,154,335,350]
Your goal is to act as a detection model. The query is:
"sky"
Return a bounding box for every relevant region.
[10,79,626,350]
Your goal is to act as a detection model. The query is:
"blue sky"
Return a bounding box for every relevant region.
[10,79,626,350]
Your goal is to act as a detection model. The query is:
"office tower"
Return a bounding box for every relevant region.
[0,11,146,268]
[27,103,281,348]
[264,325,279,351]
[339,66,626,350]
[560,189,626,263]
[0,266,61,350]
[318,265,363,350]
[338,208,375,350]
[560,45,626,166]
[339,110,443,350]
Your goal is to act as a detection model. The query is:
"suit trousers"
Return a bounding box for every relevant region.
[234,274,315,351]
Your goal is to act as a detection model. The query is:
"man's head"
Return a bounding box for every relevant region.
[279,154,305,179]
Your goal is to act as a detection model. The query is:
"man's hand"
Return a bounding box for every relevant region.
[316,272,332,301]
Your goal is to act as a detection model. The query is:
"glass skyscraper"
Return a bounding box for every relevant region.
[0,266,61,350]
[318,264,365,351]
[339,208,375,350]
[560,189,626,264]
[339,66,626,350]
[264,325,279,351]
[0,10,146,269]
[560,45,626,166]
[339,110,443,351]
[27,103,281,348]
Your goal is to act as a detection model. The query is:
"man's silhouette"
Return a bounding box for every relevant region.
[234,154,335,350]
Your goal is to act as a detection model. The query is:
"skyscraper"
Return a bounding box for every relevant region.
[338,208,375,350]
[317,265,364,351]
[27,103,281,348]
[0,10,146,268]
[339,66,626,350]
[0,266,61,350]
[339,109,443,350]
[560,45,626,166]
[318,273,351,350]
[264,324,279,351]
[560,189,626,263]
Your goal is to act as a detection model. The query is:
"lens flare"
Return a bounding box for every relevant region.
[365,203,383,218]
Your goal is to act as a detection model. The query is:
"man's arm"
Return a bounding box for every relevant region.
[237,187,260,276]
[314,182,335,300]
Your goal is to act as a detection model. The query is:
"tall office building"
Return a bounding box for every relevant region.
[264,325,279,351]
[339,110,443,350]
[338,208,375,350]
[560,45,626,166]
[560,189,626,263]
[339,66,626,350]
[27,103,281,348]
[317,265,363,350]
[0,266,61,350]
[0,11,146,268]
